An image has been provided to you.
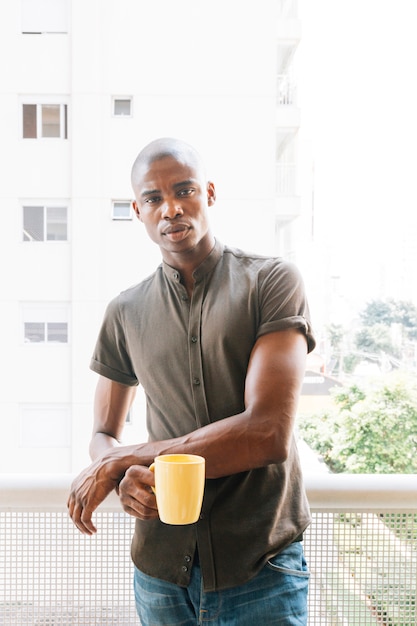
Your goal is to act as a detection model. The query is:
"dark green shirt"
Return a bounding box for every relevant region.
[90,240,315,591]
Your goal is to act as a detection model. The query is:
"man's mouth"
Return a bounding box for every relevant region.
[162,225,190,241]
[162,224,190,241]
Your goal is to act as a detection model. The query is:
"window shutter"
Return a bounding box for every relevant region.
[23,104,37,138]
[23,206,44,241]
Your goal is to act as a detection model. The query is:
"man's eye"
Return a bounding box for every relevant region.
[145,196,161,204]
[178,188,194,197]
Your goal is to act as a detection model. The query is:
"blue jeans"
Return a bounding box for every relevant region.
[133,541,309,625]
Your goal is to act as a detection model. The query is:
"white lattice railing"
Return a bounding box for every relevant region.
[1,474,416,625]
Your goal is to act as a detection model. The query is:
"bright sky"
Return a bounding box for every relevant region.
[297,0,417,315]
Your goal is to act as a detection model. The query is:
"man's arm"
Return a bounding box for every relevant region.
[68,327,307,534]
[89,375,137,460]
[66,377,139,534]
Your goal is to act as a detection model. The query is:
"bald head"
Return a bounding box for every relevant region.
[130,137,216,262]
[131,138,206,189]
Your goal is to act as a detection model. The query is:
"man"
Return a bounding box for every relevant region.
[68,137,316,625]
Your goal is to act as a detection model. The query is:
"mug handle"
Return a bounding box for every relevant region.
[149,463,156,494]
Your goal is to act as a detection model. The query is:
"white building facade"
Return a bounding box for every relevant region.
[0,0,304,473]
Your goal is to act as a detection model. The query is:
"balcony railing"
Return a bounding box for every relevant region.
[277,74,297,105]
[276,162,297,195]
[1,474,416,625]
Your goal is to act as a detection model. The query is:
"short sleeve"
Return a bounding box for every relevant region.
[257,259,316,353]
[90,297,139,386]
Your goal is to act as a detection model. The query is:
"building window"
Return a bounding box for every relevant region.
[22,305,69,344]
[23,205,68,241]
[20,406,70,448]
[112,97,132,117]
[22,104,68,138]
[21,0,69,34]
[112,201,132,220]
[24,321,68,343]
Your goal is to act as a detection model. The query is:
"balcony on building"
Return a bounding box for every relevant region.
[276,1,302,249]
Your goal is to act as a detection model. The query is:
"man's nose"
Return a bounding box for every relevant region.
[161,199,183,219]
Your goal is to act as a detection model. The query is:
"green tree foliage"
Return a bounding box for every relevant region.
[324,299,417,375]
[299,374,417,473]
[359,298,417,342]
[351,298,417,370]
[359,299,393,326]
[326,323,344,351]
[355,323,398,357]
[392,300,417,340]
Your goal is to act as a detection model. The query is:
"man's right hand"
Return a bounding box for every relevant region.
[118,465,159,520]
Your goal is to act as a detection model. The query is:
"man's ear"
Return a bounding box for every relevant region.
[132,200,142,221]
[207,182,216,206]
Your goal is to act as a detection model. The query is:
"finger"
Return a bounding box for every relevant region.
[78,499,97,534]
[118,481,158,511]
[124,464,155,487]
[119,487,158,510]
[73,505,97,535]
[67,494,97,535]
[122,501,159,520]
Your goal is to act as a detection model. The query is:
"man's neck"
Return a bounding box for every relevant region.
[162,235,216,293]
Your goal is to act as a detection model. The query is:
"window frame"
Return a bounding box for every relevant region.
[22,202,69,242]
[111,200,133,221]
[112,96,133,117]
[22,103,68,139]
[22,304,70,345]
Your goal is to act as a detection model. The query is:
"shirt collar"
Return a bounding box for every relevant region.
[163,239,224,284]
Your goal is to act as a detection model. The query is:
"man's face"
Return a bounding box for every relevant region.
[132,156,216,260]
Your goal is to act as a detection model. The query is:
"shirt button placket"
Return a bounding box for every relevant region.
[182,554,192,572]
[189,283,209,427]
[191,335,200,385]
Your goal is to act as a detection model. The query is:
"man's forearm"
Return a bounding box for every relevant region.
[90,406,291,482]
[89,431,121,460]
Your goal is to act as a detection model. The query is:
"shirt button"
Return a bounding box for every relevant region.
[191,336,197,343]
[193,377,200,386]
[173,271,179,279]
[181,565,188,572]
[184,555,191,563]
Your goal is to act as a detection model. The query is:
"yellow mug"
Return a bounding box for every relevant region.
[149,454,205,525]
